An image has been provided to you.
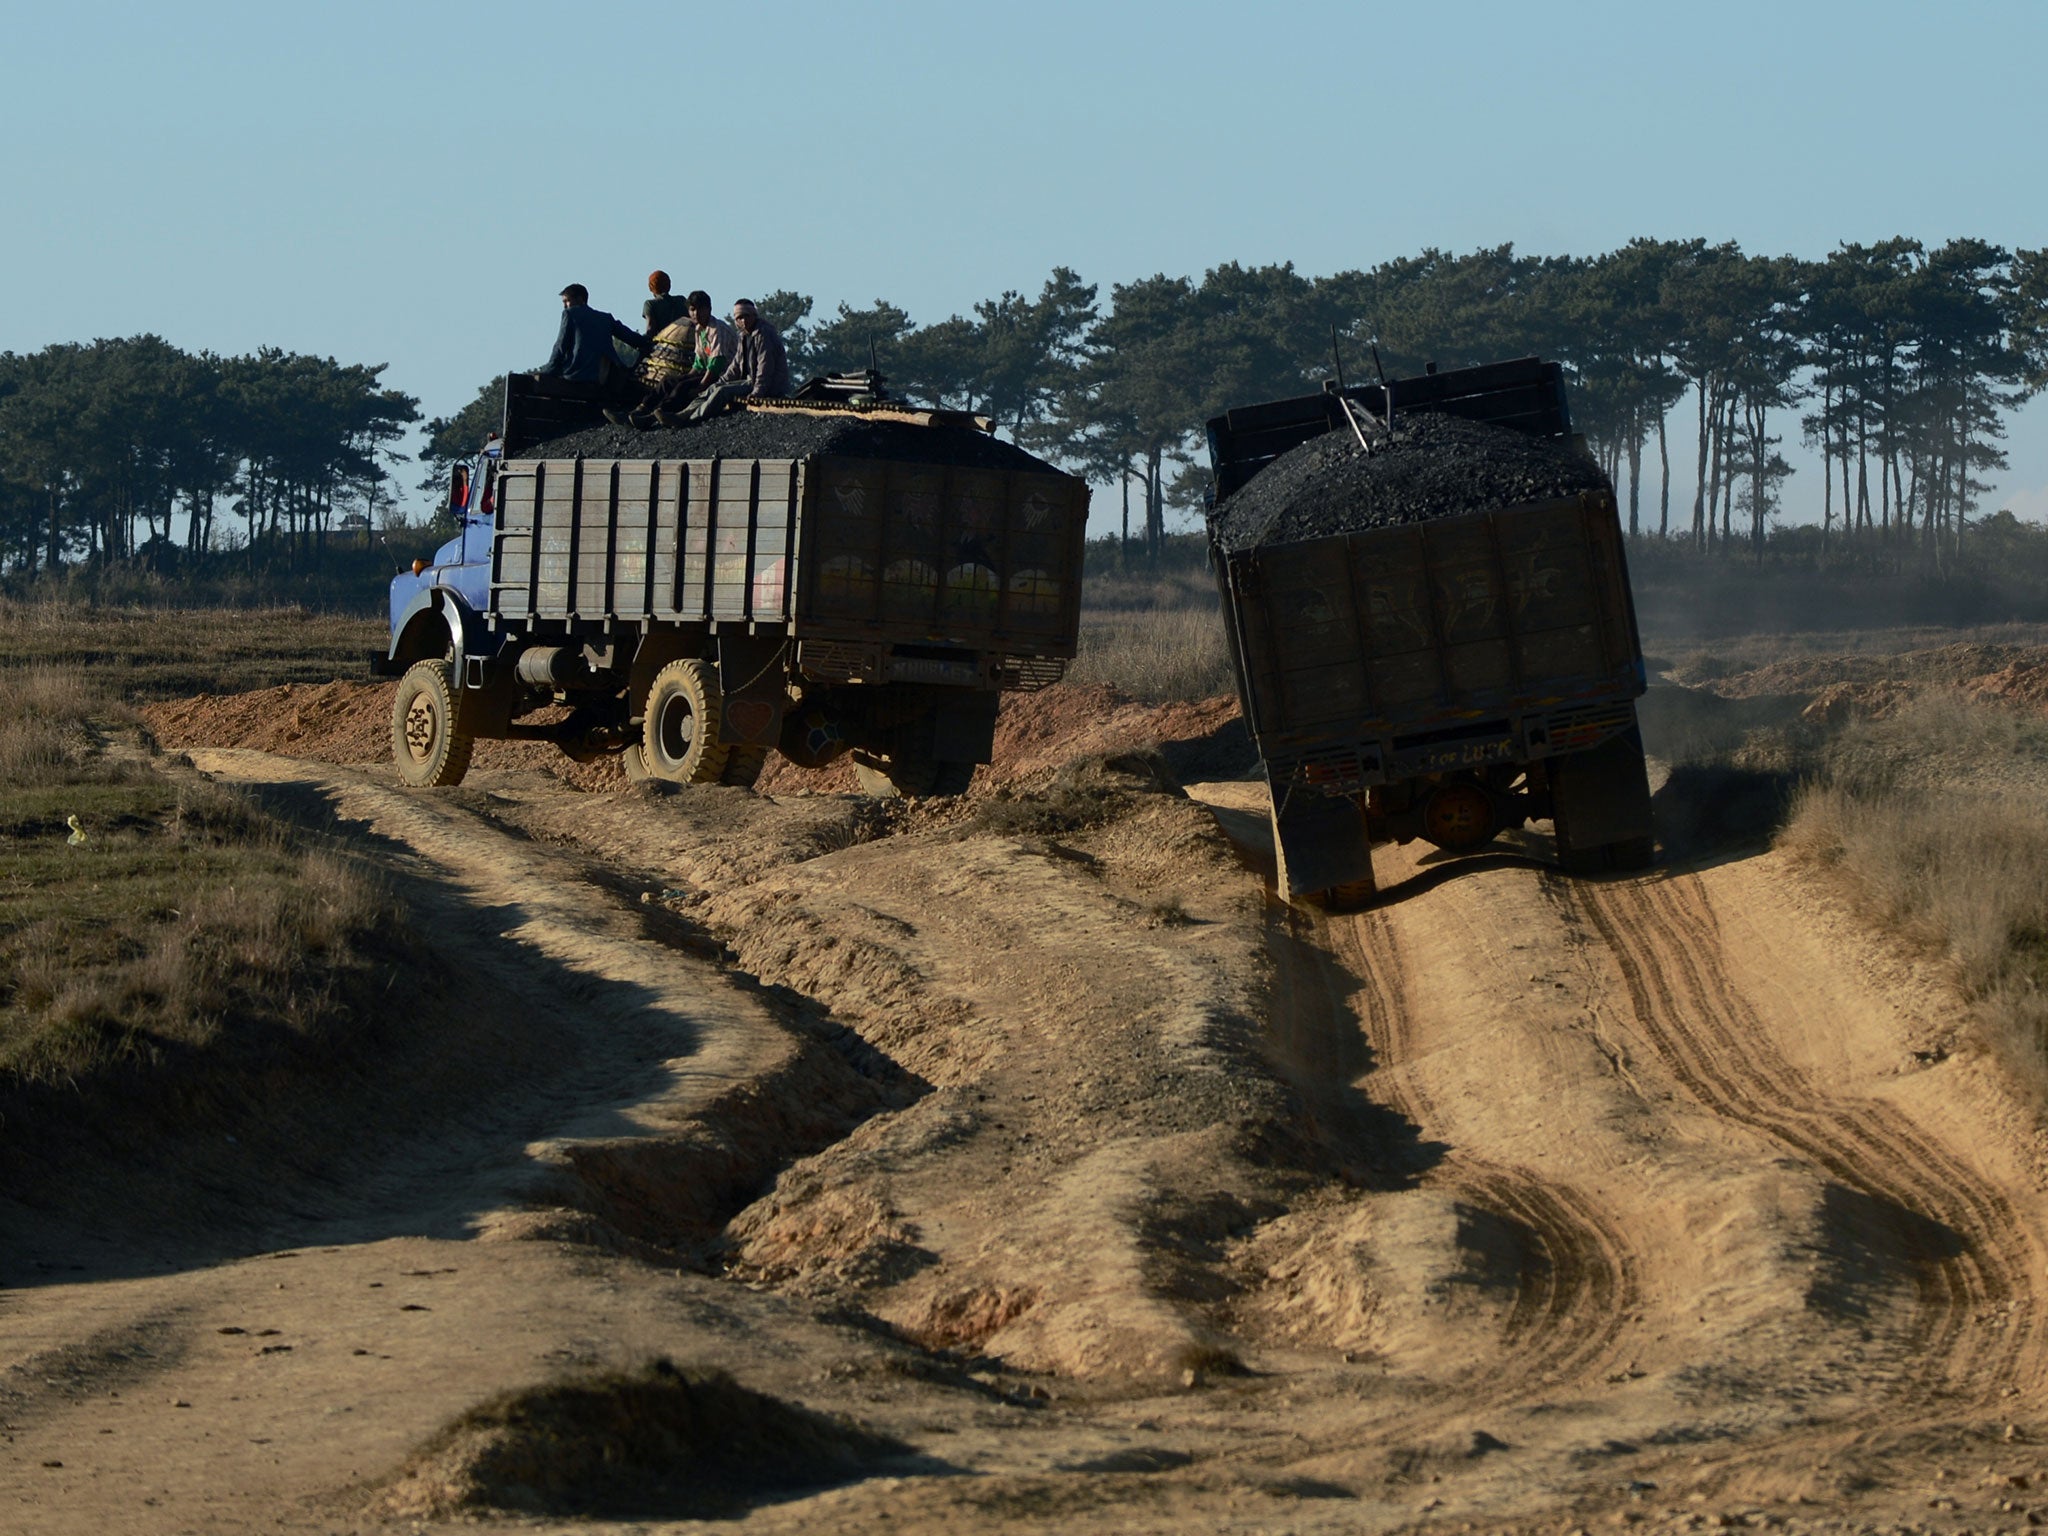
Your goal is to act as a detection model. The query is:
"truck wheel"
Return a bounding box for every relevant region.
[643,660,732,784]
[392,659,475,788]
[620,743,651,784]
[1420,779,1499,852]
[851,707,939,798]
[852,750,937,798]
[719,745,768,789]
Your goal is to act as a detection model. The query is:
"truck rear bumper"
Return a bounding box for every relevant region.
[1262,695,1640,797]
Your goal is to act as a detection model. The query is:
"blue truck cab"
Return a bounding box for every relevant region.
[377,440,505,684]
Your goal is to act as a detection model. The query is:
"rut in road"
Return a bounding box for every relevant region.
[1337,907,1641,1394]
[1264,897,1641,1405]
[1563,870,2043,1404]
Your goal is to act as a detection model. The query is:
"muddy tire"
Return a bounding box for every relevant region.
[643,660,730,784]
[1313,877,1378,913]
[852,750,934,798]
[619,742,651,784]
[719,744,769,789]
[1420,778,1499,853]
[392,659,474,788]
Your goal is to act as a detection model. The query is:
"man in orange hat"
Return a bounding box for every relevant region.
[643,271,688,335]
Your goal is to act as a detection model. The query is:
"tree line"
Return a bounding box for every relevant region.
[0,338,418,576]
[424,239,2048,565]
[7,238,2045,582]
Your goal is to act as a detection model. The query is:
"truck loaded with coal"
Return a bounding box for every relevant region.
[1206,356,1653,904]
[376,371,1089,795]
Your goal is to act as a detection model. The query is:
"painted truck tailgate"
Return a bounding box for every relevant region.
[1221,489,1638,749]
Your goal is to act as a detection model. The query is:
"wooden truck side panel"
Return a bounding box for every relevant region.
[1225,490,1640,760]
[488,454,1089,666]
[492,457,802,627]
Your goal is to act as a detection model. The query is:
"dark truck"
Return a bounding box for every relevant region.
[376,373,1089,795]
[1205,357,1653,904]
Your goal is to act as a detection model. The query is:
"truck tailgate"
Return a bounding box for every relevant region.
[1222,490,1639,748]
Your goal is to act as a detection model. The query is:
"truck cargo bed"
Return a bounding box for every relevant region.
[489,453,1087,665]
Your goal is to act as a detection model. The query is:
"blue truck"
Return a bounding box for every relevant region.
[376,374,1089,795]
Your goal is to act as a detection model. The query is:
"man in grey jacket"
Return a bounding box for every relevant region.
[684,298,790,421]
[538,284,648,385]
[727,300,791,398]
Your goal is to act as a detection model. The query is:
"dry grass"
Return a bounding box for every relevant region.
[0,664,139,786]
[1070,556,1236,704]
[1776,689,2048,1077]
[1069,607,1235,703]
[0,597,382,702]
[0,666,409,1139]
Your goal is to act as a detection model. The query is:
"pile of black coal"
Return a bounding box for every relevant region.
[520,409,1059,474]
[1209,412,1610,552]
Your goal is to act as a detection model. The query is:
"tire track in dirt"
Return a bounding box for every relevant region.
[1566,870,2038,1402]
[1268,902,1640,1400]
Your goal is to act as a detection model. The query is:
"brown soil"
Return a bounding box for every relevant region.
[1681,641,2048,706]
[140,679,1250,798]
[10,670,2048,1535]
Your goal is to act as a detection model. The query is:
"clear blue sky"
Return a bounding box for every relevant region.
[5,0,2046,529]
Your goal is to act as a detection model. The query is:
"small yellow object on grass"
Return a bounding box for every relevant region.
[66,814,88,846]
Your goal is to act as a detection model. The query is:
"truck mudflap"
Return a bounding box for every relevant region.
[714,632,788,747]
[1549,727,1655,860]
[1269,786,1374,905]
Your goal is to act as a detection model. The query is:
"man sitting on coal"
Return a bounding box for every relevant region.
[683,298,790,419]
[603,310,699,429]
[536,283,649,395]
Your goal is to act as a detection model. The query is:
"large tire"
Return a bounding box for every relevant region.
[852,750,936,798]
[392,659,474,788]
[1419,778,1499,853]
[852,710,980,799]
[642,659,729,784]
[719,744,769,789]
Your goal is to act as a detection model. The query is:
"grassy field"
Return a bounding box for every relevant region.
[0,598,383,702]
[0,663,409,1161]
[1771,691,2048,1080]
[1067,562,1235,702]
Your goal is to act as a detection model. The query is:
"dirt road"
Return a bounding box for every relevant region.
[5,726,2046,1534]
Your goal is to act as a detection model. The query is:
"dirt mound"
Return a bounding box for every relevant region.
[1799,680,1922,724]
[1208,412,1608,552]
[1695,642,2046,701]
[147,680,1249,799]
[144,682,624,791]
[1969,654,2048,710]
[378,1359,908,1519]
[521,408,1060,474]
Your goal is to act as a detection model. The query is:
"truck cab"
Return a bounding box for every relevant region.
[381,440,504,680]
